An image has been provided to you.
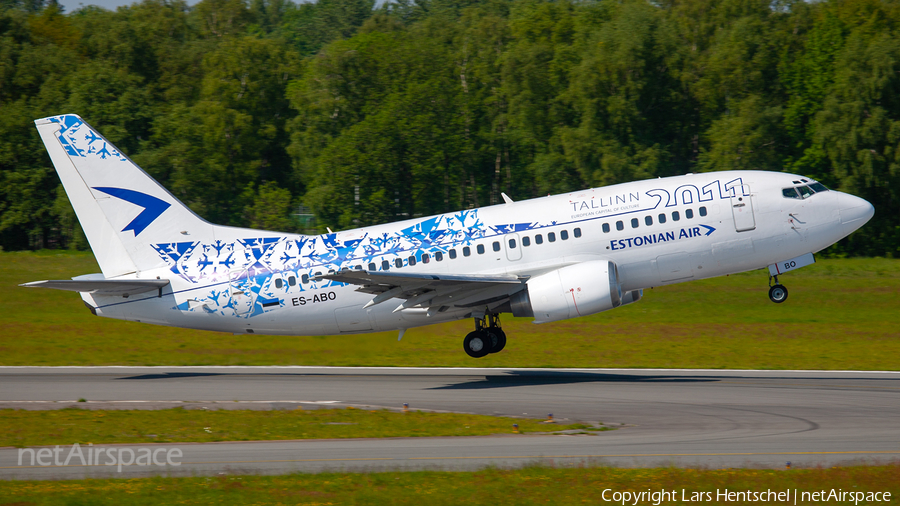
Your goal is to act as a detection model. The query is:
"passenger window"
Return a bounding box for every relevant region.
[492,241,501,252]
[368,262,376,271]
[382,260,390,270]
[686,209,694,219]
[354,265,363,270]
[645,216,653,226]
[435,252,443,262]
[463,246,471,257]
[395,258,403,268]
[535,234,543,244]
[275,278,283,289]
[302,274,309,284]
[782,188,800,199]
[288,275,297,286]
[658,213,666,224]
[616,221,624,231]
[509,238,517,248]
[574,228,582,238]
[408,256,416,266]
[477,244,485,254]
[699,206,707,217]
[560,230,568,240]
[548,232,556,242]
[421,253,430,264]
[314,271,322,277]
[672,211,680,221]
[522,236,531,246]
[602,223,610,233]
[631,218,639,229]
[449,249,458,259]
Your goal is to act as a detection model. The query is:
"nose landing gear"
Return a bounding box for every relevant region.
[768,274,788,303]
[463,313,506,358]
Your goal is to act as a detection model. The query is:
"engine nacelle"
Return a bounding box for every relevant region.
[510,260,622,323]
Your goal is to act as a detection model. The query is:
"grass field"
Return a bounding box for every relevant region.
[0,407,593,447]
[1,465,898,505]
[3,251,899,369]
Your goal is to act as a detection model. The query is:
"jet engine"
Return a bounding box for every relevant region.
[509,260,622,323]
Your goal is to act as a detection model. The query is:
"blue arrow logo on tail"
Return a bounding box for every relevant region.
[92,187,171,237]
[699,224,716,236]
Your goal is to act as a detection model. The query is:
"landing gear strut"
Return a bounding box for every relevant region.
[463,313,506,358]
[768,274,788,303]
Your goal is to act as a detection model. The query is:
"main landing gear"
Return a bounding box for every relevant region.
[463,313,506,358]
[768,274,788,303]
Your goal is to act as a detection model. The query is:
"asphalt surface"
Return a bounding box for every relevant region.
[2,367,899,479]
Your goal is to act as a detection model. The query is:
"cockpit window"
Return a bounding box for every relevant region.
[783,181,828,199]
[809,182,829,193]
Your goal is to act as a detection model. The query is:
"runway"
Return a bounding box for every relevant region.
[2,367,899,479]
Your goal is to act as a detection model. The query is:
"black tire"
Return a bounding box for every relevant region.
[489,328,507,354]
[768,284,788,303]
[463,331,491,358]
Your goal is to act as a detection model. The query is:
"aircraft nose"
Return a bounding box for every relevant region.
[839,192,875,234]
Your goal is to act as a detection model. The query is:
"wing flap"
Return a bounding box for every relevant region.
[20,279,170,297]
[316,270,526,311]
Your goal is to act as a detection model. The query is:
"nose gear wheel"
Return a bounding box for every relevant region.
[768,274,788,303]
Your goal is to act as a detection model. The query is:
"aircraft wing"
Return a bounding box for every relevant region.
[20,279,170,297]
[316,270,527,312]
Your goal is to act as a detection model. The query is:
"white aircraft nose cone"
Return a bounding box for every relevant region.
[839,193,875,234]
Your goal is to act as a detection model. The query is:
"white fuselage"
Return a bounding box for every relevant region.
[83,170,873,336]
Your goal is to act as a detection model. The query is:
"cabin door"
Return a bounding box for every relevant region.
[229,269,254,315]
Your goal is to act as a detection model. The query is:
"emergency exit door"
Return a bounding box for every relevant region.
[731,185,756,232]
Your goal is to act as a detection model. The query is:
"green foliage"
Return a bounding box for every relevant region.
[244,180,297,232]
[0,0,898,255]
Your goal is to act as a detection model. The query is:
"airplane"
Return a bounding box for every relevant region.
[22,114,875,358]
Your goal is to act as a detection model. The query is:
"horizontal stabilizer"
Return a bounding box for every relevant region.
[20,279,170,297]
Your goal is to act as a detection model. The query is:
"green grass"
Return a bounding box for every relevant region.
[1,465,898,505]
[0,407,592,447]
[3,251,899,369]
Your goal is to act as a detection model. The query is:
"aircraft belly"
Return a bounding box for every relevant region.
[655,252,694,283]
[334,305,373,333]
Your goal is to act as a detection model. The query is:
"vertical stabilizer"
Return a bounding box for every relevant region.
[35,114,214,278]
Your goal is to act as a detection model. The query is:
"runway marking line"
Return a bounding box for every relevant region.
[408,451,900,460]
[720,380,900,391]
[4,451,899,470]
